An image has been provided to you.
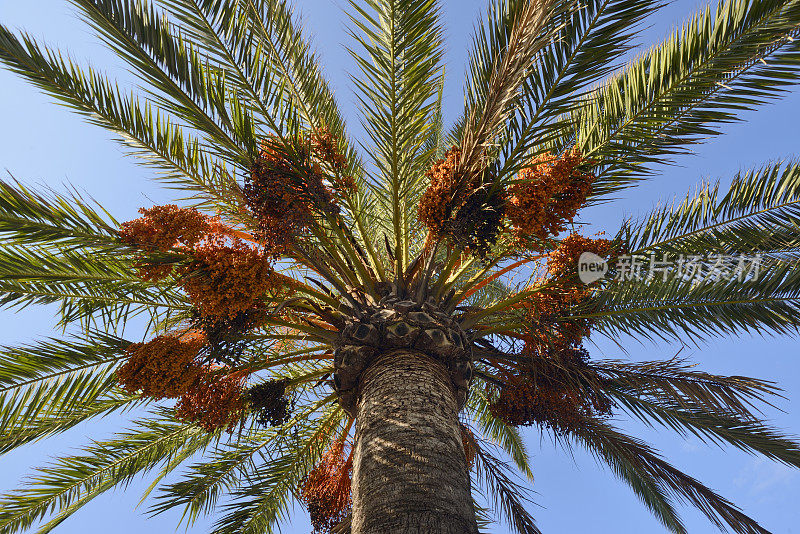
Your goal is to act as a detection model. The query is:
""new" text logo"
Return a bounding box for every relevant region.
[578,252,607,284]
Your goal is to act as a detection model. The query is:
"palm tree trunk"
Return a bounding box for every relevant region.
[350,349,478,534]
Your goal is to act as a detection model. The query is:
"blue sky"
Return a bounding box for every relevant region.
[0,0,798,532]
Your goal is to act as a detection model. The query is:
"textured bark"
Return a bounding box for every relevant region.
[351,349,478,534]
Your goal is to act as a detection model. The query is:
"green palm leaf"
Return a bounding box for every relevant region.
[469,435,542,534]
[580,0,800,198]
[0,413,211,534]
[627,160,800,255]
[498,0,664,179]
[70,0,258,164]
[571,417,769,534]
[346,0,444,275]
[0,333,140,453]
[0,29,241,213]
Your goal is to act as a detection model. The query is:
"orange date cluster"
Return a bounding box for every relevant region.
[489,235,622,431]
[116,204,297,432]
[174,369,249,432]
[506,148,595,248]
[418,146,596,256]
[115,334,246,432]
[116,334,206,400]
[300,440,353,534]
[489,347,612,433]
[119,205,285,320]
[244,132,355,256]
[417,147,466,236]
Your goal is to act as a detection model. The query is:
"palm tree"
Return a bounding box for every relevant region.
[0,0,800,532]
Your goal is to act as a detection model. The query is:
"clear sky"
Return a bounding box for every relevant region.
[0,0,798,533]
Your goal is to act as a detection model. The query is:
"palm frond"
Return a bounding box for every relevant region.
[0,179,119,250]
[0,396,138,457]
[149,429,275,526]
[151,0,297,137]
[0,332,128,388]
[346,0,444,276]
[0,179,186,326]
[467,383,534,480]
[577,160,800,342]
[241,0,383,273]
[626,160,800,256]
[0,332,143,454]
[458,0,559,179]
[157,0,360,165]
[571,417,770,534]
[1,361,123,450]
[70,0,258,164]
[0,413,211,534]
[596,358,779,418]
[0,27,241,213]
[499,0,664,179]
[148,381,336,527]
[611,392,800,467]
[579,0,800,198]
[211,404,345,534]
[589,256,800,342]
[0,244,188,329]
[469,435,542,534]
